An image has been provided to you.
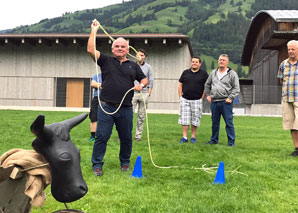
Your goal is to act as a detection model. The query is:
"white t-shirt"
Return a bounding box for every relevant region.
[217,69,228,80]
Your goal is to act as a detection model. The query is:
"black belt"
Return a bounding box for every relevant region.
[101,101,120,108]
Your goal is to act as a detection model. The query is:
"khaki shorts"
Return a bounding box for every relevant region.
[282,102,298,130]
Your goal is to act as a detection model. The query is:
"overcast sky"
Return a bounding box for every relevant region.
[1,0,123,31]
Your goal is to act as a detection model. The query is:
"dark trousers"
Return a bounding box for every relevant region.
[210,101,235,145]
[92,102,133,169]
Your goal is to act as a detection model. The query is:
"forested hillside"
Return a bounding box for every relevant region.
[6,0,298,77]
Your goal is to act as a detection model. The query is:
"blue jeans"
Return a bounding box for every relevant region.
[210,101,235,145]
[92,102,133,169]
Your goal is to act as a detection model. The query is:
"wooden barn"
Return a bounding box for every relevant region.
[0,33,193,110]
[241,10,298,105]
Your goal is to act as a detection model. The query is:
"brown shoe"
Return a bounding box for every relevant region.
[93,168,103,176]
[121,165,129,172]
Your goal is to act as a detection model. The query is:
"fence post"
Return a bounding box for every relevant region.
[253,84,255,105]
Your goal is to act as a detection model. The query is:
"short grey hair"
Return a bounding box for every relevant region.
[219,54,229,60]
[111,37,129,48]
[287,40,298,48]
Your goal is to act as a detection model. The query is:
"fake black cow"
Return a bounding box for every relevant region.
[30,113,88,203]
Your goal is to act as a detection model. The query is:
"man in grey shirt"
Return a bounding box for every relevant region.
[132,49,154,141]
[204,54,240,146]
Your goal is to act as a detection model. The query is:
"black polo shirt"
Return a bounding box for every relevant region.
[179,68,209,100]
[97,53,146,106]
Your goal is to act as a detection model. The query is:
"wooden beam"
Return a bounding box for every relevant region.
[21,38,37,46]
[74,38,85,47]
[144,38,150,46]
[56,38,68,46]
[38,38,52,46]
[4,38,21,46]
[178,39,182,46]
[10,167,24,179]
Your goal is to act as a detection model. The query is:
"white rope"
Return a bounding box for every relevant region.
[92,20,134,115]
[142,93,220,173]
[92,20,248,176]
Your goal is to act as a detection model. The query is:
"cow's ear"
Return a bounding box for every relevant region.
[30,114,45,136]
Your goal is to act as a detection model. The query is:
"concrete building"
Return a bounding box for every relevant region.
[0,33,193,111]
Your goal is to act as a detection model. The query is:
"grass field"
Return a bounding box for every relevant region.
[0,110,297,213]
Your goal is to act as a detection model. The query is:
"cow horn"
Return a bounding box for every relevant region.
[61,113,88,131]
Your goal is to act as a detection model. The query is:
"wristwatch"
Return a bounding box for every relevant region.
[140,83,144,88]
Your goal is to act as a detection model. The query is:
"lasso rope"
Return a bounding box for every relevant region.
[92,19,137,115]
[92,19,247,176]
[97,20,140,61]
[21,163,49,172]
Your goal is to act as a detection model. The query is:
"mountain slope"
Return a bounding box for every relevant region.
[6,0,298,77]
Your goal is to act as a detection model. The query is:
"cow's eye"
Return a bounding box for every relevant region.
[60,152,72,160]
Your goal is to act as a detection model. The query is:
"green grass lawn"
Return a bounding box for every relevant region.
[0,110,297,212]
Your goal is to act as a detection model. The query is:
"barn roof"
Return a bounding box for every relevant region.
[241,10,298,66]
[0,33,193,55]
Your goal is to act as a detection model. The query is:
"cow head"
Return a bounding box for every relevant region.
[30,113,88,203]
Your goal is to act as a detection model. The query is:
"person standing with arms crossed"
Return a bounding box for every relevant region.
[132,49,154,142]
[204,54,240,146]
[88,73,102,142]
[178,56,209,143]
[277,40,298,156]
[87,20,148,176]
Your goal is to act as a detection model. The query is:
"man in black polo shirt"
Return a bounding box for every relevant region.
[178,56,209,144]
[87,20,148,176]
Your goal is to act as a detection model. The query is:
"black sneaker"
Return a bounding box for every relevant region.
[290,150,298,157]
[205,141,218,145]
[93,168,103,176]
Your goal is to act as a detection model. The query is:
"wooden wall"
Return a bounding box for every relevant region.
[249,49,281,104]
[0,39,192,110]
[246,17,294,104]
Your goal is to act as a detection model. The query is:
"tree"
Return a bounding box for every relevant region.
[211,61,215,69]
[238,6,242,12]
[236,65,247,78]
[201,60,207,71]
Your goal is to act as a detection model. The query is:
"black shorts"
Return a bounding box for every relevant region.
[89,97,99,122]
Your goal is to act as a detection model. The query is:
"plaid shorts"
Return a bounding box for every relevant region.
[178,97,203,126]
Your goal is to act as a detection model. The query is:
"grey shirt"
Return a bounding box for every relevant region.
[134,62,154,93]
[204,67,240,102]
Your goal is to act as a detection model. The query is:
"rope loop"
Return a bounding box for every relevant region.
[91,20,247,176]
